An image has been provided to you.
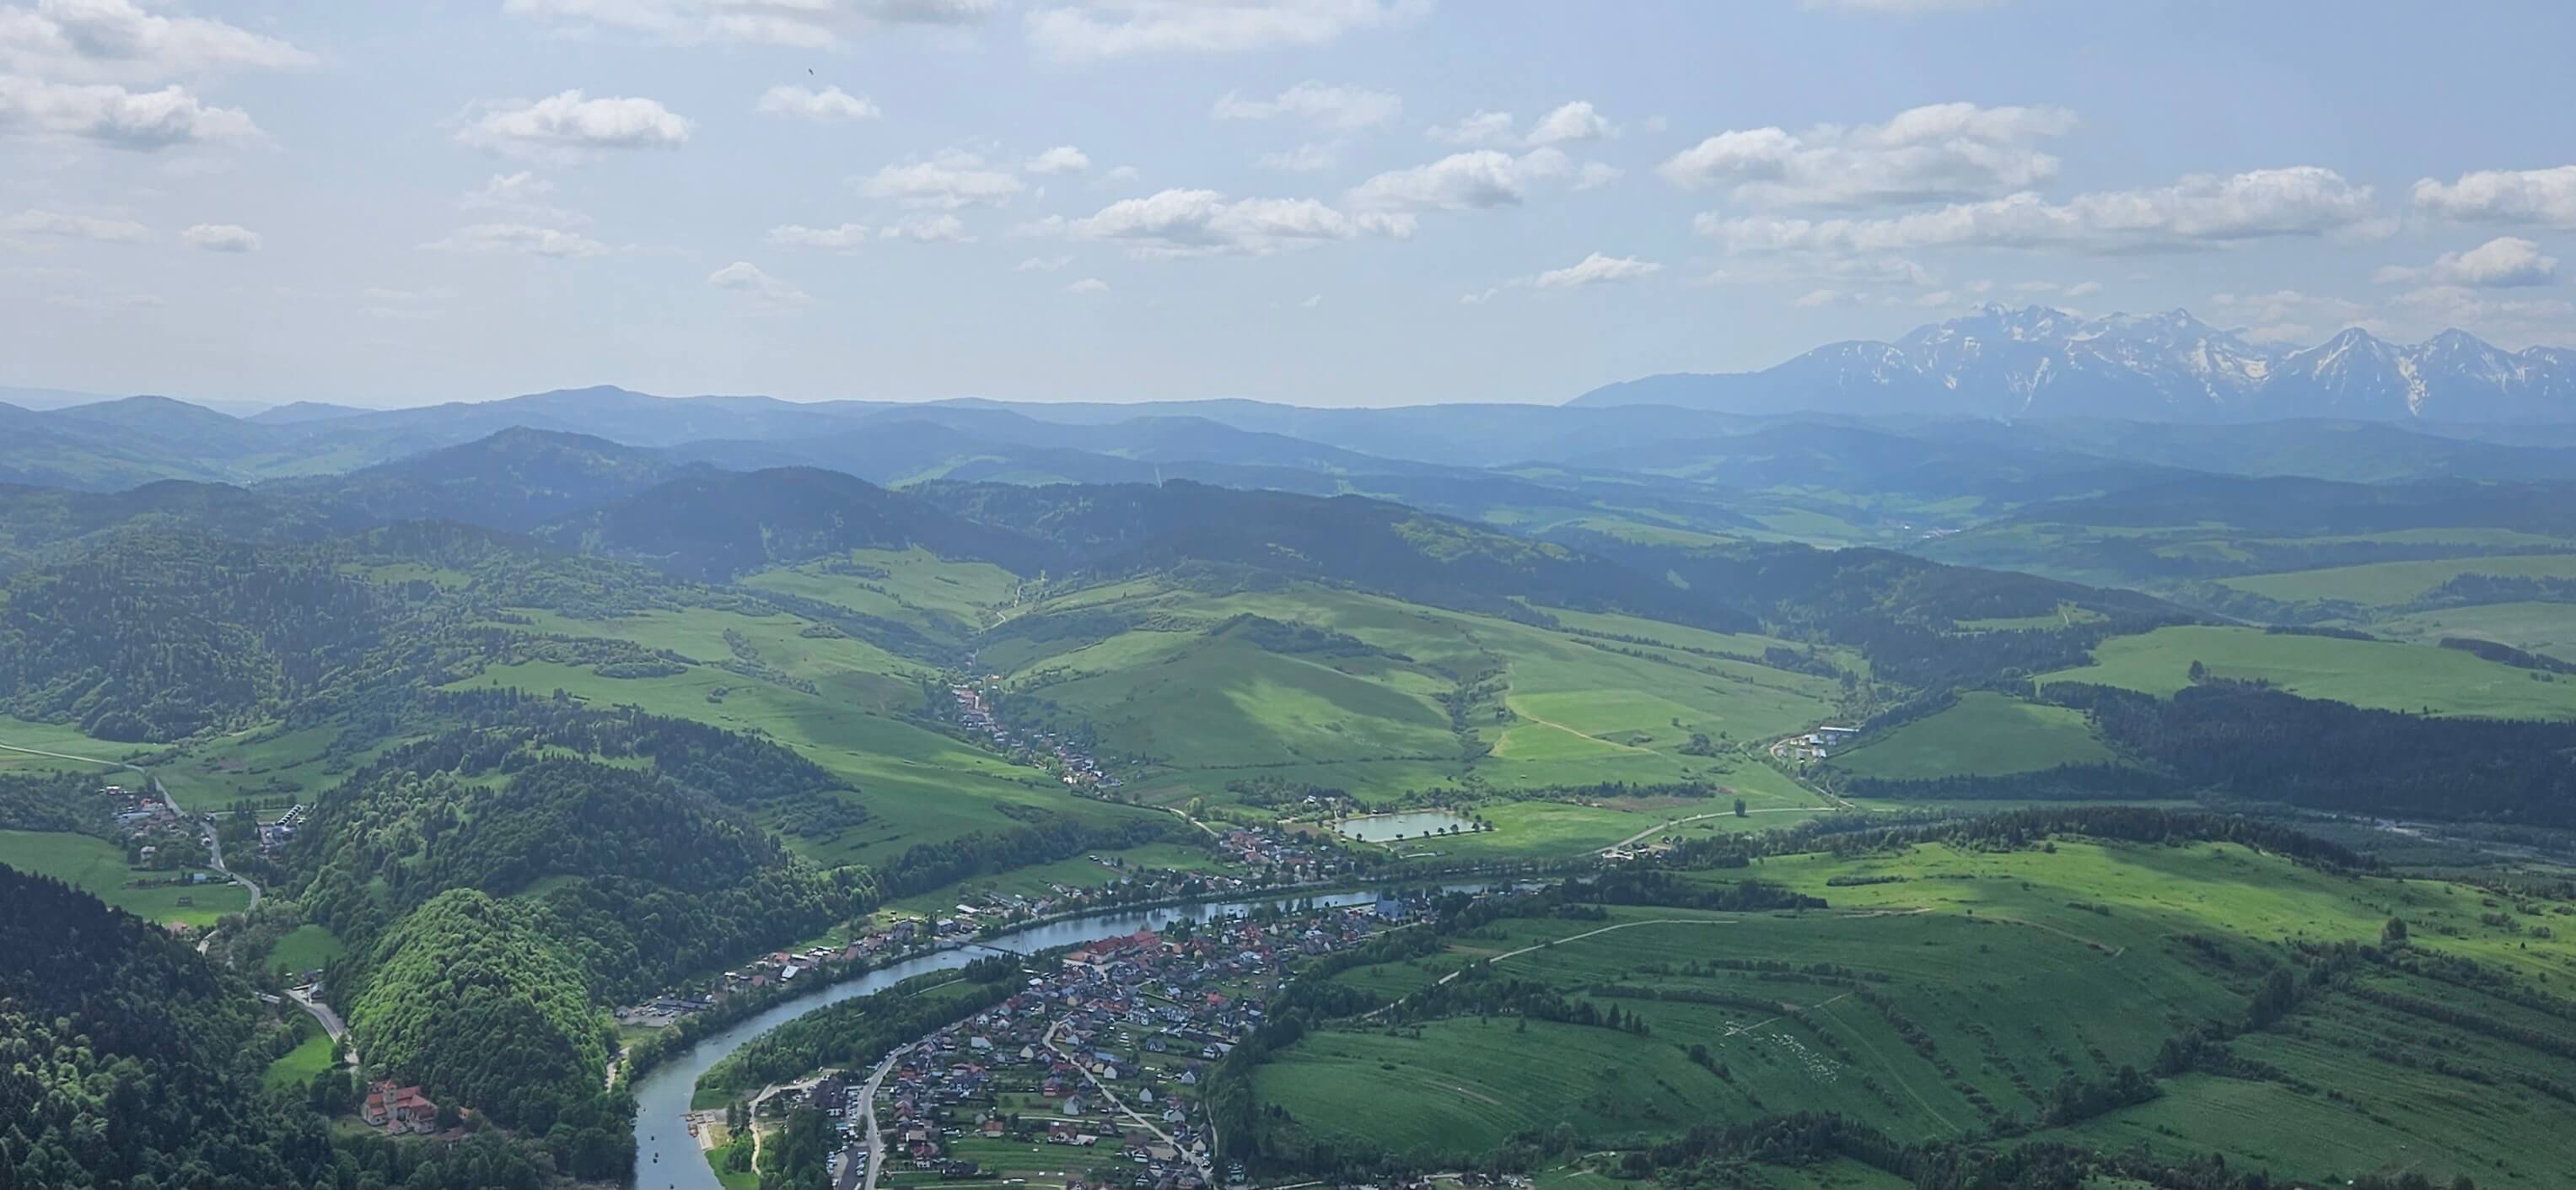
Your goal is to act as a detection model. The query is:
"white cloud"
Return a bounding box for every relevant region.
[1017,254,1072,271]
[0,77,258,148]
[1254,141,1341,172]
[879,213,968,241]
[708,260,809,306]
[420,223,611,258]
[461,171,589,226]
[460,90,691,156]
[767,222,872,251]
[2373,236,2558,289]
[1067,186,1411,257]
[858,149,1023,208]
[1065,276,1108,294]
[2208,289,2369,337]
[1702,167,2386,255]
[1574,161,1621,191]
[1458,287,1496,304]
[1025,144,1091,174]
[2386,285,2573,342]
[2412,166,2576,229]
[1525,100,1612,146]
[1697,254,1938,289]
[1531,251,1659,288]
[756,84,879,121]
[1212,81,1399,131]
[1426,109,1514,148]
[2065,279,2102,298]
[1659,102,2074,207]
[1793,288,1845,308]
[1344,148,1568,213]
[0,207,145,243]
[503,0,995,48]
[1299,293,1320,308]
[1027,0,1425,61]
[0,0,312,82]
[180,222,256,252]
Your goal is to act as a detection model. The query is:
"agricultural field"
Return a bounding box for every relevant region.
[0,714,147,777]
[1257,837,2576,1187]
[981,579,1847,815]
[2037,624,2576,719]
[738,547,1030,643]
[263,1018,336,1090]
[2375,600,2576,662]
[153,723,361,810]
[1829,692,2117,780]
[2222,552,2576,607]
[0,828,249,927]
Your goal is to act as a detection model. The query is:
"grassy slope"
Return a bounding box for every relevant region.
[2038,624,2576,719]
[2223,552,2576,606]
[1267,840,2576,1187]
[1831,692,2116,780]
[0,828,249,926]
[2377,600,2576,662]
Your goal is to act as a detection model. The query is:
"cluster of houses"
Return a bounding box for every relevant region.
[1213,826,1350,884]
[358,1080,439,1135]
[949,679,1119,789]
[824,902,1425,1190]
[1777,724,1859,762]
[255,802,309,854]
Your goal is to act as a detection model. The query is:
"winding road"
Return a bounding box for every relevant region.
[1044,1017,1210,1182]
[857,1044,910,1190]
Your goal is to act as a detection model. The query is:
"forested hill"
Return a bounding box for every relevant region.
[0,865,339,1188]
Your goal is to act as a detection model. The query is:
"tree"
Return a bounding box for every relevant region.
[2383,917,2409,946]
[1733,798,1748,817]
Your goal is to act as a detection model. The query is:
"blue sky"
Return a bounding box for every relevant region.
[5,0,2575,407]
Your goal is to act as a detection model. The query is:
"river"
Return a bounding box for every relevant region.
[628,889,1446,1189]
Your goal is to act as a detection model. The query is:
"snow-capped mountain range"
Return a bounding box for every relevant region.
[1571,305,2576,422]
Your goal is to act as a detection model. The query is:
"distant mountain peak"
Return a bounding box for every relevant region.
[1572,307,2573,423]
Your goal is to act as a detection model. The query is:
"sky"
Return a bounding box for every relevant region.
[5,0,2576,409]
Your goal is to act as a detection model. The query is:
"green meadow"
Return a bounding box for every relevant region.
[2222,552,2576,607]
[0,829,249,927]
[2038,623,2576,719]
[1262,837,2576,1187]
[1830,692,2117,779]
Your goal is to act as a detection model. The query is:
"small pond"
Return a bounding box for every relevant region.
[1335,810,1476,842]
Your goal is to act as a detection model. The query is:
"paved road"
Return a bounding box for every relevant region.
[286,985,362,1080]
[857,1044,911,1190]
[0,739,262,943]
[1600,807,1816,855]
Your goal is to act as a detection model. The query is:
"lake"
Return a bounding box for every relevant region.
[1334,810,1476,842]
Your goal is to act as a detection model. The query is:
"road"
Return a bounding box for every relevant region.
[856,1044,911,1190]
[1044,1017,1210,1182]
[0,739,263,943]
[1600,806,1817,855]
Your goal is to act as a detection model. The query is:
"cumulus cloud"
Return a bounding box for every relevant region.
[503,0,995,48]
[1525,100,1612,146]
[2065,279,2103,298]
[460,90,691,156]
[880,213,968,241]
[0,0,313,82]
[1659,102,2074,208]
[2373,236,2559,289]
[2412,167,2576,229]
[708,260,809,306]
[1255,141,1341,172]
[1531,251,1659,288]
[1344,148,1568,213]
[2387,284,2574,343]
[1066,186,1412,257]
[1064,276,1109,294]
[460,171,589,226]
[767,222,873,251]
[858,148,1023,208]
[1425,110,1514,148]
[180,222,257,251]
[756,84,879,121]
[0,77,259,148]
[1212,81,1399,131]
[1017,254,1073,271]
[1458,287,1497,304]
[1025,144,1091,174]
[1574,161,1621,191]
[420,223,611,258]
[1702,167,2386,256]
[0,207,146,242]
[1027,0,1425,61]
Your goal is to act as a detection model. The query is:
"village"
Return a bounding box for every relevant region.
[949,676,1116,792]
[717,893,1455,1190]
